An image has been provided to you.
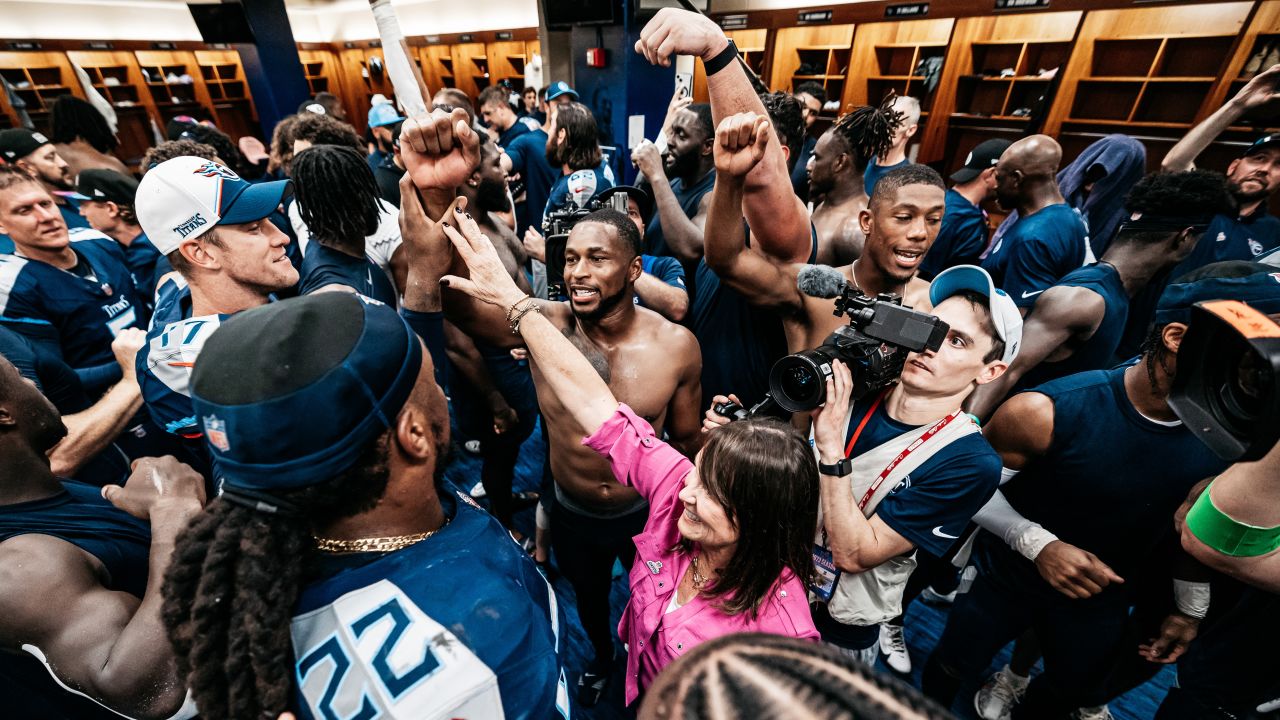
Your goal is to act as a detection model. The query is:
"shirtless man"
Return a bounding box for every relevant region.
[808,101,901,266]
[442,133,540,531]
[401,108,703,706]
[705,113,942,357]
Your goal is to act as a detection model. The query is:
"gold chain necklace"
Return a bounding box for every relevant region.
[315,522,447,554]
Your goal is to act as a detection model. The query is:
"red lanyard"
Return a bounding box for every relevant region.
[843,391,963,511]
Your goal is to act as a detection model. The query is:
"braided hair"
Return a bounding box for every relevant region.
[160,433,393,720]
[291,144,382,254]
[50,95,118,152]
[830,92,902,172]
[640,632,955,720]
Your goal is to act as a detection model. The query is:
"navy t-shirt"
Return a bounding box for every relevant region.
[645,169,714,260]
[919,189,989,281]
[498,120,530,150]
[544,166,612,222]
[1015,262,1129,392]
[298,242,398,306]
[863,158,910,198]
[843,393,1002,557]
[1004,367,1228,575]
[636,255,685,312]
[982,203,1092,308]
[505,128,557,238]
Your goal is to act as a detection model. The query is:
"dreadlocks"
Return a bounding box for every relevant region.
[830,92,902,172]
[290,144,382,255]
[51,95,118,152]
[640,633,953,720]
[142,140,220,173]
[161,433,393,720]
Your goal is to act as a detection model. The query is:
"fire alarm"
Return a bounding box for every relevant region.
[586,47,607,68]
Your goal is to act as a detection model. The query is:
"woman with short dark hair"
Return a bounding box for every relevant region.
[437,206,821,705]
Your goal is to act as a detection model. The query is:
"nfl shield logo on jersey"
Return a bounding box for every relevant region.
[203,414,230,451]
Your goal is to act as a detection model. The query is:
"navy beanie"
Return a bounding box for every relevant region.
[1155,262,1280,326]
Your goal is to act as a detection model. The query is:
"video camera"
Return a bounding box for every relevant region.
[716,266,950,419]
[1169,300,1280,461]
[542,192,629,301]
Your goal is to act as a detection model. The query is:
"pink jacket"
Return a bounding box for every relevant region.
[583,404,820,704]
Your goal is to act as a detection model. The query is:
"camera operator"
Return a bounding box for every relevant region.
[401,107,703,706]
[922,262,1280,720]
[707,265,1021,664]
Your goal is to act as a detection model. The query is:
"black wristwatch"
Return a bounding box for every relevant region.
[819,458,853,477]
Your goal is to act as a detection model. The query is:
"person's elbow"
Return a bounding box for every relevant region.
[666,294,689,323]
[832,548,877,575]
[90,671,188,720]
[47,448,82,479]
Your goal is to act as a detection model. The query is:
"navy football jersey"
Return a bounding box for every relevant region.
[982,203,1094,308]
[0,229,147,379]
[291,488,571,720]
[1014,262,1129,392]
[299,242,398,307]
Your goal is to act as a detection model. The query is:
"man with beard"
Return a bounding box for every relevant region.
[0,129,91,254]
[704,114,943,359]
[807,100,901,266]
[790,82,824,202]
[981,135,1093,313]
[630,103,714,263]
[445,133,541,532]
[1162,64,1280,266]
[0,166,147,396]
[402,107,702,706]
[0,352,203,719]
[504,98,559,240]
[543,101,614,220]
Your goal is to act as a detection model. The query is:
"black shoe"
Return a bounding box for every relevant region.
[577,665,610,707]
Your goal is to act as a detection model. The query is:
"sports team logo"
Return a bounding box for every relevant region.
[203,414,231,451]
[192,161,241,181]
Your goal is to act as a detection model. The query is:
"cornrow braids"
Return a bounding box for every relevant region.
[640,633,955,720]
[830,92,902,171]
[161,433,393,720]
[290,144,382,255]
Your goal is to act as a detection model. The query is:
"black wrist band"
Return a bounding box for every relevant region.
[703,39,738,76]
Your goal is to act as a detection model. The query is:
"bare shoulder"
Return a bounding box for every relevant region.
[0,536,98,642]
[637,307,700,360]
[904,276,933,311]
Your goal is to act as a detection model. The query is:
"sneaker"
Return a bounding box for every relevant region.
[921,586,957,605]
[1072,706,1115,720]
[463,439,481,454]
[468,480,487,499]
[974,665,1029,720]
[879,623,912,673]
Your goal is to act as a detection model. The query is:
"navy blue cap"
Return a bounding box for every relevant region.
[1155,262,1280,325]
[190,293,424,491]
[1242,134,1280,158]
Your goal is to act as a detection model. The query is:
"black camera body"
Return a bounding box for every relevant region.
[769,289,950,413]
[542,193,629,301]
[1170,300,1280,461]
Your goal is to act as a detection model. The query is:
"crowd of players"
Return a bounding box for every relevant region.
[0,7,1278,720]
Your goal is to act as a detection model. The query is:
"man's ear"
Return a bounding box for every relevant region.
[975,360,1009,386]
[628,253,643,283]
[0,403,15,428]
[106,201,122,219]
[700,135,714,157]
[858,206,873,237]
[1163,322,1187,355]
[393,404,432,461]
[181,238,218,271]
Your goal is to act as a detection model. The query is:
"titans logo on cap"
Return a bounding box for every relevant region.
[193,161,240,181]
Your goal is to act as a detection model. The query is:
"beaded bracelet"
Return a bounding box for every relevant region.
[508,298,542,334]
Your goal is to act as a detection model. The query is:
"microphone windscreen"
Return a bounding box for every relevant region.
[797,264,847,299]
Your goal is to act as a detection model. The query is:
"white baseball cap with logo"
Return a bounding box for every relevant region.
[135,156,291,256]
[928,265,1023,364]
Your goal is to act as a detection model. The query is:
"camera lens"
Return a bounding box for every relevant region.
[769,351,832,412]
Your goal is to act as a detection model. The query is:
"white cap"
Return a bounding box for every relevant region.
[135,156,290,256]
[928,265,1022,364]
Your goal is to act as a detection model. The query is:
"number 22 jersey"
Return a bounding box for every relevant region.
[290,487,572,720]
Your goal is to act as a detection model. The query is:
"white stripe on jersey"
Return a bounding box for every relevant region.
[0,254,29,315]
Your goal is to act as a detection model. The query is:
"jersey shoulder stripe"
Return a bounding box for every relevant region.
[0,254,31,315]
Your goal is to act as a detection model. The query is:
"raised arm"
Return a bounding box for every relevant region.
[633,141,707,263]
[703,113,804,312]
[965,287,1104,421]
[439,211,618,435]
[0,457,203,719]
[1163,65,1280,172]
[635,8,809,263]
